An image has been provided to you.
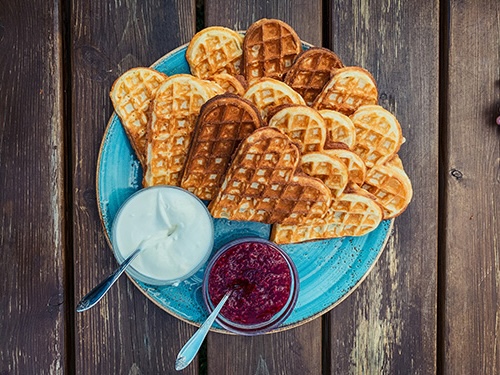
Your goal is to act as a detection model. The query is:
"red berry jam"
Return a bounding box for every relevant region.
[204,238,298,331]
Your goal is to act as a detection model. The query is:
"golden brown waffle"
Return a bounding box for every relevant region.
[267,105,327,154]
[110,67,168,166]
[385,154,405,171]
[271,185,383,244]
[362,162,413,219]
[181,94,263,200]
[313,67,378,115]
[350,105,403,168]
[208,73,246,96]
[319,109,356,149]
[243,18,302,83]
[143,74,214,187]
[197,79,223,96]
[243,78,305,120]
[284,47,344,106]
[322,148,367,186]
[186,26,244,79]
[300,152,349,198]
[208,127,332,224]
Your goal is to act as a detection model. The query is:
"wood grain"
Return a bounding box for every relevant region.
[206,322,322,374]
[203,3,324,374]
[70,1,198,373]
[0,0,66,373]
[443,1,500,373]
[325,1,439,373]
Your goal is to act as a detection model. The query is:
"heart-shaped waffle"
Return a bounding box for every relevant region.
[319,109,356,149]
[199,79,225,96]
[385,154,405,171]
[243,18,302,83]
[208,73,247,96]
[361,161,412,219]
[350,105,403,168]
[268,105,327,154]
[322,148,367,186]
[284,47,344,106]
[186,26,244,79]
[181,94,263,200]
[143,74,215,187]
[110,67,168,167]
[313,67,378,115]
[271,184,383,244]
[243,77,305,120]
[300,152,349,198]
[208,127,332,224]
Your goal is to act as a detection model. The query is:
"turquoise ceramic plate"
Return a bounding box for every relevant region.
[97,42,393,333]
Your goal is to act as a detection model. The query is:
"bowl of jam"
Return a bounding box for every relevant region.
[202,237,299,335]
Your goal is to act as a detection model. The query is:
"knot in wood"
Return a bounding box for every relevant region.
[450,168,463,179]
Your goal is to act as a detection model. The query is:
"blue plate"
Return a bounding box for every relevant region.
[97,42,393,333]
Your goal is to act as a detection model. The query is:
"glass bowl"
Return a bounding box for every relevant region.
[202,237,299,335]
[111,186,214,285]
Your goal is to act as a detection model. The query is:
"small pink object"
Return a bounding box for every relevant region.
[496,116,500,126]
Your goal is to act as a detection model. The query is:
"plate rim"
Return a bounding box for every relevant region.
[96,40,394,334]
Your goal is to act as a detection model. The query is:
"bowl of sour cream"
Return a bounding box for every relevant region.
[111,186,214,285]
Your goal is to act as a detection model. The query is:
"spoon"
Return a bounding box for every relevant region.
[175,289,233,370]
[76,226,177,313]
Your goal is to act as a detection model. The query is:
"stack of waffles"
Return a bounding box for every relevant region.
[110,18,412,244]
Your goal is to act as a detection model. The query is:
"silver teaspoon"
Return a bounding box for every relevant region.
[76,226,177,312]
[175,289,233,370]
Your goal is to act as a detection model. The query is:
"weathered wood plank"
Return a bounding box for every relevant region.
[325,1,439,373]
[443,1,500,373]
[203,2,324,374]
[71,1,198,373]
[0,0,66,373]
[207,322,322,374]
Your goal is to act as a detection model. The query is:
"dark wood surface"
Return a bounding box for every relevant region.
[0,0,498,374]
[443,1,500,374]
[0,0,66,373]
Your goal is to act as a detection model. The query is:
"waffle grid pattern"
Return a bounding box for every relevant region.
[285,49,343,105]
[181,100,261,199]
[313,70,378,115]
[209,129,330,224]
[243,79,305,119]
[362,165,411,218]
[145,77,211,186]
[351,109,401,168]
[111,69,166,164]
[244,21,301,82]
[209,73,246,95]
[300,153,348,198]
[272,193,382,243]
[268,107,327,153]
[189,34,242,79]
[319,109,356,148]
[323,149,367,186]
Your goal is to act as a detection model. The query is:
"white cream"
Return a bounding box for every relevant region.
[112,186,213,284]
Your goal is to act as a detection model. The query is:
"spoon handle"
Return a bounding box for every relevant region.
[175,291,231,370]
[76,247,142,312]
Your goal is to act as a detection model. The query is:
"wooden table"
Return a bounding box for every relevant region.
[1,0,499,373]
